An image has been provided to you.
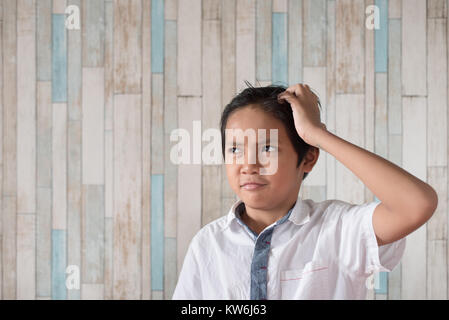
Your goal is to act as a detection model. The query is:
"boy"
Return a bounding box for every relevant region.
[172,83,438,299]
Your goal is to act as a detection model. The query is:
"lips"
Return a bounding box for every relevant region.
[240,182,266,187]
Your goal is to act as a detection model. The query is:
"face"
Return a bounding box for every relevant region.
[224,105,319,211]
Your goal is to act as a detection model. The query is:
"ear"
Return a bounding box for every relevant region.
[302,147,319,173]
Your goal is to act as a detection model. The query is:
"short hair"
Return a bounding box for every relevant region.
[220,81,323,181]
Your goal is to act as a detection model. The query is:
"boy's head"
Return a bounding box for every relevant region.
[220,81,321,208]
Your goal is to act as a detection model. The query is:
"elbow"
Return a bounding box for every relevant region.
[416,186,438,222]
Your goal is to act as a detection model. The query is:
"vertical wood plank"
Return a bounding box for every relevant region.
[113,94,142,299]
[336,0,365,93]
[104,217,113,299]
[428,0,447,18]
[427,240,447,299]
[288,0,302,84]
[177,97,202,274]
[177,0,201,95]
[151,74,164,174]
[164,20,177,239]
[151,175,164,294]
[68,0,82,122]
[256,0,271,82]
[52,14,67,102]
[401,96,427,299]
[52,103,67,230]
[81,284,104,300]
[326,0,336,199]
[151,0,164,74]
[37,0,52,81]
[202,18,222,226]
[388,0,401,18]
[104,0,114,130]
[427,18,447,166]
[52,229,67,299]
[36,188,52,298]
[17,0,36,214]
[303,0,326,67]
[335,94,366,204]
[142,0,152,300]
[164,237,177,299]
[402,0,427,96]
[0,6,3,300]
[82,0,105,67]
[272,12,288,86]
[53,0,66,14]
[82,68,105,185]
[37,81,52,188]
[203,0,221,20]
[67,119,81,300]
[375,73,388,158]
[17,214,35,299]
[113,0,142,94]
[236,0,256,91]
[427,167,447,241]
[388,19,401,135]
[221,0,237,212]
[82,185,104,283]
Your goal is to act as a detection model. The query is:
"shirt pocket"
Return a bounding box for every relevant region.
[280,262,329,299]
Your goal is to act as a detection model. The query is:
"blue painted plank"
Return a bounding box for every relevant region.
[272,13,288,86]
[151,0,164,73]
[52,14,67,102]
[52,229,67,300]
[151,174,164,290]
[375,0,388,72]
[375,272,388,294]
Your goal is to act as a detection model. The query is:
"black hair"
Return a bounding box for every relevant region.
[220,80,323,181]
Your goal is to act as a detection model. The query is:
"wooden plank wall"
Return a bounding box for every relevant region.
[0,0,447,300]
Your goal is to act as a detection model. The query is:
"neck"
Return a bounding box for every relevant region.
[241,199,296,235]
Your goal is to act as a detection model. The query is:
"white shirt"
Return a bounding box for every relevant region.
[172,197,406,300]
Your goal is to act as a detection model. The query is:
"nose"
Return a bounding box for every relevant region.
[240,146,260,174]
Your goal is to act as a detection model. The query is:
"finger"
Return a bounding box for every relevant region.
[284,83,306,96]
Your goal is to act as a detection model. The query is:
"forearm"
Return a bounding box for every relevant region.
[314,128,438,216]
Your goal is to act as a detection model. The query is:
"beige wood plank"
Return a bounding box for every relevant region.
[82,0,104,67]
[427,240,447,299]
[67,119,81,300]
[52,103,68,230]
[273,0,287,12]
[81,284,104,300]
[389,0,402,18]
[402,0,427,96]
[104,0,114,130]
[288,0,302,84]
[336,0,365,93]
[113,94,142,299]
[202,165,222,226]
[178,0,202,95]
[335,94,366,204]
[113,0,142,94]
[53,0,66,14]
[37,82,52,188]
[104,217,113,299]
[428,0,447,18]
[82,68,104,184]
[256,0,271,82]
[236,0,256,92]
[388,19,402,135]
[427,18,447,166]
[67,0,82,122]
[37,0,52,81]
[0,9,3,300]
[17,214,36,299]
[303,0,326,67]
[177,97,202,274]
[2,197,17,299]
[165,0,177,20]
[401,96,427,299]
[203,0,221,19]
[17,0,36,214]
[142,0,152,300]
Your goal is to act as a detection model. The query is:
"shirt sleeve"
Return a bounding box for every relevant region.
[337,200,407,278]
[172,235,203,300]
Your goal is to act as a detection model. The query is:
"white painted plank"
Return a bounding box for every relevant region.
[236,0,256,92]
[17,0,36,213]
[82,68,104,184]
[402,0,427,96]
[401,96,427,299]
[177,0,202,95]
[113,94,142,299]
[427,18,447,166]
[17,214,36,299]
[177,97,202,274]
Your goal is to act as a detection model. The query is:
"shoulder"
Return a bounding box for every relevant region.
[189,214,229,247]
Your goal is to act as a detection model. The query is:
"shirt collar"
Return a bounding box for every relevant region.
[225,197,310,228]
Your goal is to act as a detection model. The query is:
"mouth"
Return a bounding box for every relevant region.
[240,183,267,191]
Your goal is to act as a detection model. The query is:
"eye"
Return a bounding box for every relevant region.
[228,146,241,154]
[263,145,276,152]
